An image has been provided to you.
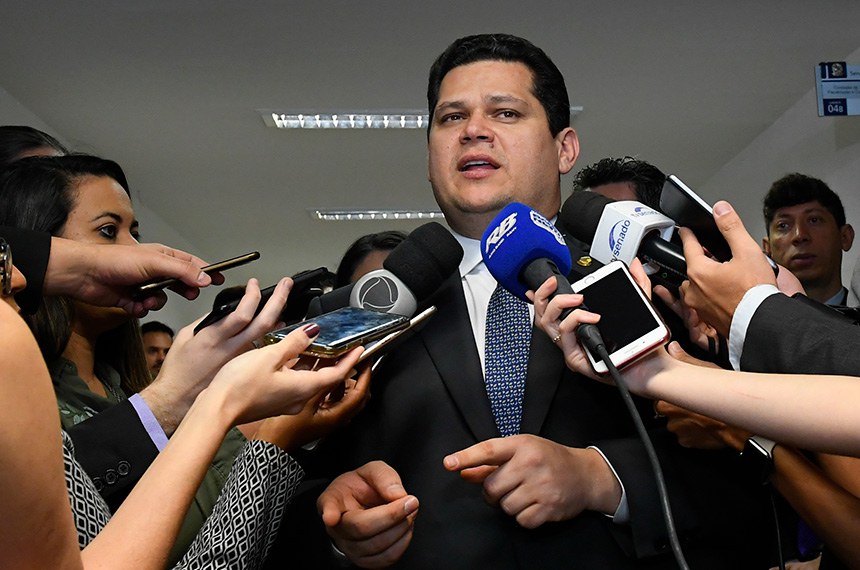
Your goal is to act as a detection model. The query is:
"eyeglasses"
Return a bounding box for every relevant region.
[0,238,11,297]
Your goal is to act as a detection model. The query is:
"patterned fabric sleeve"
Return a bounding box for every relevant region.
[174,440,304,570]
[62,431,112,549]
[62,431,304,569]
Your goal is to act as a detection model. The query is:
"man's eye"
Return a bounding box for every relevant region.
[441,113,464,123]
[497,110,518,119]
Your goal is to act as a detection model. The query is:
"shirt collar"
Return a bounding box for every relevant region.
[451,230,484,278]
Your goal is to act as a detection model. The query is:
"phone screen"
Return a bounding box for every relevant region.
[577,269,660,353]
[573,261,669,373]
[263,307,410,357]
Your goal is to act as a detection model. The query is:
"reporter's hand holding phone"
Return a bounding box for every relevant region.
[203,322,365,426]
[679,200,778,338]
[530,258,657,380]
[45,239,222,317]
[139,277,293,436]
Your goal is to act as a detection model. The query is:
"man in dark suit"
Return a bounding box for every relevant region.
[311,34,776,569]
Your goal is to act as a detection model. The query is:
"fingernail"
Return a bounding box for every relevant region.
[443,455,458,469]
[404,497,419,514]
[713,201,733,217]
[196,271,209,285]
[667,341,681,355]
[302,322,320,337]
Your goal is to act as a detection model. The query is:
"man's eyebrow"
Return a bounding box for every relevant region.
[434,94,529,115]
[486,94,528,105]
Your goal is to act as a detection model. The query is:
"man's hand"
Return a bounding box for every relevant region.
[679,200,777,338]
[443,435,621,528]
[44,239,219,317]
[318,461,419,568]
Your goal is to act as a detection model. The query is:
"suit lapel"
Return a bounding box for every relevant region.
[419,274,500,441]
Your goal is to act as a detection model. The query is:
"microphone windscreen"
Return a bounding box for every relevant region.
[560,191,614,245]
[481,203,572,301]
[383,222,463,301]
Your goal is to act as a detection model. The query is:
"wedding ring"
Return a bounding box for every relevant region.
[551,334,562,344]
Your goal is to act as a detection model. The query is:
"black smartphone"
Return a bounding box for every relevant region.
[572,261,670,374]
[261,306,410,358]
[659,175,731,262]
[135,251,261,299]
[193,266,330,334]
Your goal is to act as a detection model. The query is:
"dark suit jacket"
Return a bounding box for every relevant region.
[294,238,777,569]
[2,225,51,315]
[740,293,860,375]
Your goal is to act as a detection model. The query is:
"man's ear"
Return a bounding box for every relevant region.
[841,224,855,252]
[556,128,579,175]
[762,236,771,256]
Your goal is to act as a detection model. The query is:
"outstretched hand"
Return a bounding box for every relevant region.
[679,201,777,338]
[45,239,222,316]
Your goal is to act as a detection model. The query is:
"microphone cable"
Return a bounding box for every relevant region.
[575,322,691,570]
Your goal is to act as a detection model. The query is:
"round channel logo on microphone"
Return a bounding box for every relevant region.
[355,276,399,312]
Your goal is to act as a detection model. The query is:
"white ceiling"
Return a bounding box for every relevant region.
[2,1,860,320]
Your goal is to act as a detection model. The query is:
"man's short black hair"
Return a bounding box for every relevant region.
[427,34,570,137]
[572,156,666,210]
[140,320,174,338]
[763,173,846,230]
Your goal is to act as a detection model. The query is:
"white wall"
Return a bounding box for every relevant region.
[700,46,860,289]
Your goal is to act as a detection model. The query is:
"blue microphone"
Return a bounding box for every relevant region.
[481,203,573,302]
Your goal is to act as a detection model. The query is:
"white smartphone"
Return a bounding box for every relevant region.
[571,260,670,374]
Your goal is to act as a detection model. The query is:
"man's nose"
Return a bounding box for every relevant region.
[460,114,494,143]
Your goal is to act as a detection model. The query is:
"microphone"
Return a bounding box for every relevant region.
[311,222,463,317]
[481,202,577,312]
[561,191,687,286]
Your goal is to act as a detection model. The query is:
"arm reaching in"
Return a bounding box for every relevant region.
[679,201,777,338]
[139,277,290,436]
[45,239,219,316]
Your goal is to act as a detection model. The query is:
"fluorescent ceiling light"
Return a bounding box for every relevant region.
[262,111,428,129]
[260,107,583,129]
[309,209,445,221]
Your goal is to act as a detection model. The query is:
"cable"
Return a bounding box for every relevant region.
[768,486,786,570]
[576,323,691,570]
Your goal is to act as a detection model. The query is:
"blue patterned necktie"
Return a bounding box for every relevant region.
[484,284,532,437]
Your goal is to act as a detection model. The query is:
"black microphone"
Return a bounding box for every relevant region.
[309,222,463,317]
[561,191,688,287]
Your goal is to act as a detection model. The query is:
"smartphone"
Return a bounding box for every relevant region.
[572,260,670,374]
[135,251,261,298]
[261,306,410,358]
[357,305,437,364]
[193,266,330,334]
[660,175,732,262]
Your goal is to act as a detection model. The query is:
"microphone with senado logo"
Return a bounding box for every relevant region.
[309,221,463,317]
[481,202,582,320]
[561,191,688,288]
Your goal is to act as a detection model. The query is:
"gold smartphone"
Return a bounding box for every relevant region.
[134,251,260,299]
[262,306,410,358]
